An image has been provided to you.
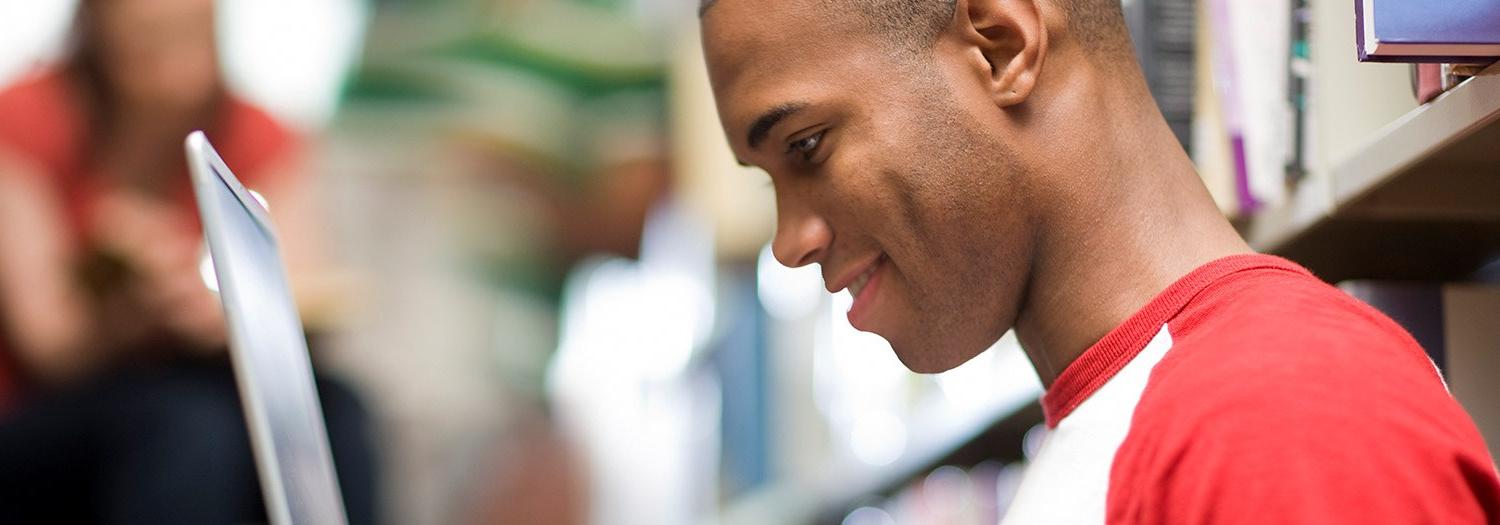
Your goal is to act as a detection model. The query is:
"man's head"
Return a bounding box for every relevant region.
[701,0,1144,372]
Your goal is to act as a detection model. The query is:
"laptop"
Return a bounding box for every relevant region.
[185,131,347,525]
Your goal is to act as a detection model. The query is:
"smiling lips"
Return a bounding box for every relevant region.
[843,253,887,330]
[848,254,884,299]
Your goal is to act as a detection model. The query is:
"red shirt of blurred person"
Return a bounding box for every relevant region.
[0,69,297,410]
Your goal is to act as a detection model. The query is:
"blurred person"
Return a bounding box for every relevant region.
[700,0,1500,523]
[0,0,375,522]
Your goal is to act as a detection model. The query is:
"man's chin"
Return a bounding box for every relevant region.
[886,336,984,374]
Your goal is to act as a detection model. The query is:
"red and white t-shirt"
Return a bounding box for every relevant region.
[1002,254,1500,524]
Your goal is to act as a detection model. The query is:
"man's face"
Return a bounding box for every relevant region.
[703,0,1037,372]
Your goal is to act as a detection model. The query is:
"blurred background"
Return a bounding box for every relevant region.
[0,1,1040,523]
[0,0,1495,524]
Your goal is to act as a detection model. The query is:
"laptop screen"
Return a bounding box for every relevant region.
[206,165,346,525]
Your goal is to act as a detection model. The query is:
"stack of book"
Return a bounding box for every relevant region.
[1357,0,1500,103]
[1192,0,1298,215]
[1189,0,1497,218]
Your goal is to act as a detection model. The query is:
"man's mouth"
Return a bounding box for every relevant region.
[848,254,885,299]
[845,253,887,330]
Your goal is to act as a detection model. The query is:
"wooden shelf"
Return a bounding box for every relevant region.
[1246,62,1500,282]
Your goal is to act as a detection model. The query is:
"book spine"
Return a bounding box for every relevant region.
[1355,0,1370,61]
[1286,0,1311,185]
[1208,0,1260,213]
[1413,63,1443,104]
[1124,0,1197,153]
[1155,0,1197,153]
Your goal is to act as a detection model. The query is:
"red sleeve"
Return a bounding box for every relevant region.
[0,71,84,180]
[0,72,82,410]
[1107,271,1500,524]
[211,97,300,189]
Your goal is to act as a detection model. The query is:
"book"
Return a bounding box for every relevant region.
[1410,63,1485,105]
[1122,0,1197,153]
[1190,0,1239,216]
[1411,63,1443,104]
[1217,0,1293,211]
[1356,0,1500,63]
[1204,0,1255,213]
[1285,0,1311,185]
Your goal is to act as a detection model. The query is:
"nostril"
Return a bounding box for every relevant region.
[772,243,817,268]
[795,247,824,268]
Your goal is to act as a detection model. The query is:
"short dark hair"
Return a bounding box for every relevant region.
[701,0,1132,58]
[1054,0,1133,58]
[700,0,954,53]
[837,0,958,52]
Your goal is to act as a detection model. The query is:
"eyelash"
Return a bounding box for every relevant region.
[786,130,825,162]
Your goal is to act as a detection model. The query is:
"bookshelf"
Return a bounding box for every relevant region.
[810,400,1041,524]
[720,400,1042,525]
[1245,61,1500,283]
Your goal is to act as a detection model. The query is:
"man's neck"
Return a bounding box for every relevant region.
[1011,81,1252,387]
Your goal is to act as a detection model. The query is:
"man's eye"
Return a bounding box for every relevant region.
[786,131,824,161]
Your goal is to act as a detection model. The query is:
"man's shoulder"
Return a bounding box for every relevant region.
[1122,262,1492,477]
[1106,266,1500,523]
[1132,263,1468,452]
[1168,263,1431,374]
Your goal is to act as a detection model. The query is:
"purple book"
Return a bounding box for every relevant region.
[1209,0,1258,214]
[1357,0,1500,63]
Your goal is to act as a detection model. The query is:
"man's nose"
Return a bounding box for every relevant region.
[771,211,831,268]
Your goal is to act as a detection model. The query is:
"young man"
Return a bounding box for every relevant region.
[699,0,1500,522]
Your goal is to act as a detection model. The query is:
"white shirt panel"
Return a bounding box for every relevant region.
[999,324,1174,525]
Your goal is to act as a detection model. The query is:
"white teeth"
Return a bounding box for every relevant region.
[849,272,869,298]
[847,259,880,298]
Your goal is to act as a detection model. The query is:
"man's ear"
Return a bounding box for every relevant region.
[953,0,1047,108]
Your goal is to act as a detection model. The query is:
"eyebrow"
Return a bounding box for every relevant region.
[746,102,808,151]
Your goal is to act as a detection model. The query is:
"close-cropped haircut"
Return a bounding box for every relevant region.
[700,0,1133,59]
[700,0,955,54]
